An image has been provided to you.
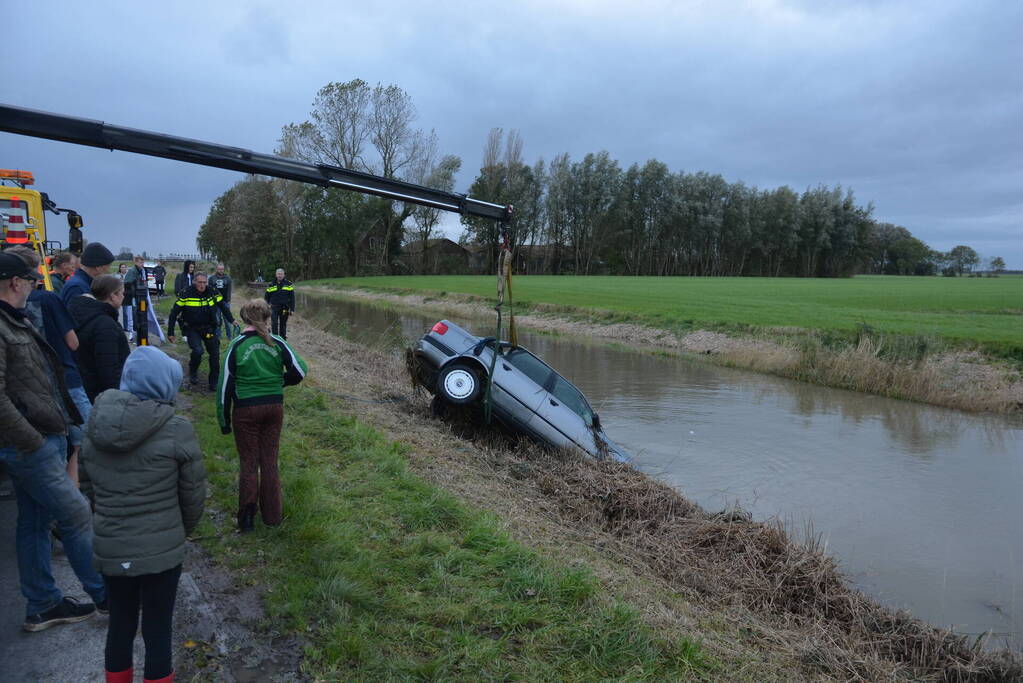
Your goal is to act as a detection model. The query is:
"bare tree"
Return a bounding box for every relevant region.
[278,79,449,273]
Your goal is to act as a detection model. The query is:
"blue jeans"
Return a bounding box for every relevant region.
[0,434,106,616]
[66,385,92,448]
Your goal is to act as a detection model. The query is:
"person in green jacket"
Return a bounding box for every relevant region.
[80,346,206,683]
[217,298,306,532]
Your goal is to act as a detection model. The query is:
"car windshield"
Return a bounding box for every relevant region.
[549,375,594,427]
[503,347,553,389]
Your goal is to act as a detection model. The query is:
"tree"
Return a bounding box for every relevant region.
[888,236,933,275]
[279,79,450,274]
[461,129,541,273]
[947,245,980,275]
[989,256,1006,273]
[408,150,461,273]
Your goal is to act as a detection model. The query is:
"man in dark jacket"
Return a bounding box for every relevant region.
[152,261,167,297]
[8,245,93,484]
[173,260,194,297]
[49,251,76,294]
[168,272,237,390]
[210,263,233,340]
[61,241,114,305]
[264,268,296,339]
[0,251,106,632]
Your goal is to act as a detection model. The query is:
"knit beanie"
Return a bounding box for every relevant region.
[81,242,114,267]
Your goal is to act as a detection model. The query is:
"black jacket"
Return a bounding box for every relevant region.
[68,296,131,401]
[167,285,235,337]
[210,272,233,303]
[174,260,195,297]
[264,278,296,310]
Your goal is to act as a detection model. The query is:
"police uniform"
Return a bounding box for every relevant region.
[167,285,236,389]
[264,278,295,339]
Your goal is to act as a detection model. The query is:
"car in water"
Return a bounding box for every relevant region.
[413,320,628,461]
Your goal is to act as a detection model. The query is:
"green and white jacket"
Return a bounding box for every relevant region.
[216,331,307,434]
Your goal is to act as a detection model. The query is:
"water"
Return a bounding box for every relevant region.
[300,292,1023,649]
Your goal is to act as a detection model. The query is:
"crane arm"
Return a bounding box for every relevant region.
[0,104,512,222]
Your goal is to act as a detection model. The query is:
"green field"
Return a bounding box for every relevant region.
[305,275,1023,349]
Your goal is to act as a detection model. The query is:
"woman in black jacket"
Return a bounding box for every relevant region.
[69,275,132,401]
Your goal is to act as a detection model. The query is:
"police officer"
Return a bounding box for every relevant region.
[264,268,295,339]
[167,272,237,390]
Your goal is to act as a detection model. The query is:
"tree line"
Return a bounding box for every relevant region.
[197,80,1001,280]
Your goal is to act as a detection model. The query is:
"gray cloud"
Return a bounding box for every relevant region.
[6,0,1021,266]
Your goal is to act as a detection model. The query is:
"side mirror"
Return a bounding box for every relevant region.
[592,413,602,430]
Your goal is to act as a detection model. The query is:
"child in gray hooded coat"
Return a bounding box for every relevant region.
[80,346,206,683]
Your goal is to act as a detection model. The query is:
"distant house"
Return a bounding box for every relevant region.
[401,238,470,274]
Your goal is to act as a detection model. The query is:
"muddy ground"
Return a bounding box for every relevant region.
[0,485,302,683]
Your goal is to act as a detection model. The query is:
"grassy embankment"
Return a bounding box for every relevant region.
[150,289,711,679]
[154,291,1023,680]
[303,275,1023,413]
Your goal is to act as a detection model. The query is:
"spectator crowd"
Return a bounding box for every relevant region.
[0,245,306,682]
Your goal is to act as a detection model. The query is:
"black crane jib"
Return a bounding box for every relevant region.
[0,104,512,222]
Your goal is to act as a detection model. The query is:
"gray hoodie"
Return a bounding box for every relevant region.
[81,347,206,576]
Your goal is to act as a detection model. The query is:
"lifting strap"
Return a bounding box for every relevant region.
[483,229,516,424]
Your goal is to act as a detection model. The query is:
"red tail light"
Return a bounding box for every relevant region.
[431,321,449,335]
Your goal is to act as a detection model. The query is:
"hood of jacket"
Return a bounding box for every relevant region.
[119,346,182,402]
[86,389,176,452]
[68,294,117,328]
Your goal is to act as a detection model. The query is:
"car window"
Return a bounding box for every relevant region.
[550,375,594,427]
[504,348,553,389]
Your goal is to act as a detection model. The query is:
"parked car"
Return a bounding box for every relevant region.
[413,320,628,462]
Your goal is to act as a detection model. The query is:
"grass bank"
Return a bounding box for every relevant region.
[179,378,713,679]
[301,277,1023,414]
[159,295,1023,681]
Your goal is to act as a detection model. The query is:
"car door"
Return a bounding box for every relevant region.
[492,347,550,434]
[535,373,599,455]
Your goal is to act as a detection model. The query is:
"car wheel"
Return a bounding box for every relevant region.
[437,363,481,405]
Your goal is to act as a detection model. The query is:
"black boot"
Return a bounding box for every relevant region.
[238,506,255,533]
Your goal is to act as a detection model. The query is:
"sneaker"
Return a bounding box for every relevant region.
[23,597,96,632]
[187,375,199,389]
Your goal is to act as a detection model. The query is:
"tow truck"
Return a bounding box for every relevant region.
[0,168,84,291]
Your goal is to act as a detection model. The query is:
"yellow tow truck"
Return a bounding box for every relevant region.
[0,168,83,291]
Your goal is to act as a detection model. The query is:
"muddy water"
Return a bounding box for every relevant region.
[301,292,1023,649]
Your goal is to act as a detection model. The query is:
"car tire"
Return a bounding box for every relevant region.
[437,363,481,405]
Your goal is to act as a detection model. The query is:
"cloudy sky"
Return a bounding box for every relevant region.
[5,1,1021,267]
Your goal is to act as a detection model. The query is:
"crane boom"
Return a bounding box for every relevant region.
[0,104,512,222]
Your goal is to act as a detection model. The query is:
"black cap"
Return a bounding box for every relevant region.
[0,252,40,281]
[81,242,114,267]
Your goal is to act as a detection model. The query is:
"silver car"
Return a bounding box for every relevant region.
[413,320,628,462]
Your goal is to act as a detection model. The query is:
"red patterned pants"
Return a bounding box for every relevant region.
[233,403,284,526]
